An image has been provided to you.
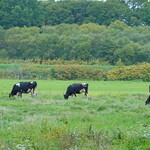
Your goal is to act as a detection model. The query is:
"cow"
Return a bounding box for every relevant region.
[145,86,150,105]
[9,81,37,98]
[64,83,88,99]
[145,95,150,105]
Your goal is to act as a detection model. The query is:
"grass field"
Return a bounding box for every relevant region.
[0,79,150,150]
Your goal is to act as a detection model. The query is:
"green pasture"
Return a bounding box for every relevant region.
[0,79,149,97]
[0,79,150,150]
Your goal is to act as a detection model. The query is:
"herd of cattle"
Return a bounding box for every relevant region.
[9,81,150,105]
[9,81,89,99]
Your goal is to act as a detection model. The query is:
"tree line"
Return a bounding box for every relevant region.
[0,0,150,29]
[0,21,150,65]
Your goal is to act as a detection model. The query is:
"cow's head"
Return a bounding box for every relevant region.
[9,93,13,98]
[64,94,68,99]
[145,95,150,105]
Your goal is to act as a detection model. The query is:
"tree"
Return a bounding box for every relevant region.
[114,40,145,65]
[1,22,149,65]
[139,2,150,26]
[122,0,148,10]
[70,1,90,24]
[61,34,92,61]
[86,1,132,26]
[0,26,5,50]
[0,26,7,58]
[0,0,44,28]
[97,38,118,64]
[45,2,74,25]
[11,6,24,27]
[70,41,92,60]
[109,20,131,31]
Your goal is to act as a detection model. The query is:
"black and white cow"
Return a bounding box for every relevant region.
[145,95,150,105]
[64,83,88,99]
[145,86,150,105]
[9,81,37,98]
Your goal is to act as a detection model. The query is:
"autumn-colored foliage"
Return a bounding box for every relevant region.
[0,61,149,81]
[107,63,150,81]
[50,65,104,80]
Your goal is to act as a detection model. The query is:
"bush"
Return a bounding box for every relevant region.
[29,58,110,66]
[0,61,149,81]
[50,65,105,80]
[107,63,150,81]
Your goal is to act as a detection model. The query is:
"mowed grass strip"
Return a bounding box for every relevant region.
[0,79,150,150]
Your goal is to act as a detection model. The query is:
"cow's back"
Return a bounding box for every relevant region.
[66,83,83,95]
[19,82,30,92]
[20,81,37,90]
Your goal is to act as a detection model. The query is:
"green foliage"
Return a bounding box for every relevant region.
[139,2,150,26]
[0,0,44,29]
[124,0,148,10]
[115,58,124,67]
[0,21,150,65]
[1,0,150,29]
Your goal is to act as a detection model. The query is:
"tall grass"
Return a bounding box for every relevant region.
[0,80,150,149]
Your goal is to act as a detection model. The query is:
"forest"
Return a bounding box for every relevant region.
[0,0,150,65]
[1,0,150,28]
[0,21,150,65]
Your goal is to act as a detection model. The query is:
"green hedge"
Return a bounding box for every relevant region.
[0,63,149,81]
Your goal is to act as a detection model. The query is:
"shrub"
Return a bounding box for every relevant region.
[0,61,149,81]
[28,58,110,66]
[50,65,105,80]
[107,63,150,81]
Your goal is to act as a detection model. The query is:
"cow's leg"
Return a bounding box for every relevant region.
[17,92,22,98]
[84,87,88,97]
[31,89,34,97]
[80,88,88,96]
[17,92,19,97]
[33,88,37,96]
[32,88,37,97]
[85,91,88,96]
[74,93,76,97]
[71,93,76,98]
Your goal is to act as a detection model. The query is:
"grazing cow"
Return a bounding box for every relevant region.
[145,86,150,105]
[9,81,37,98]
[145,95,150,105]
[64,83,88,99]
